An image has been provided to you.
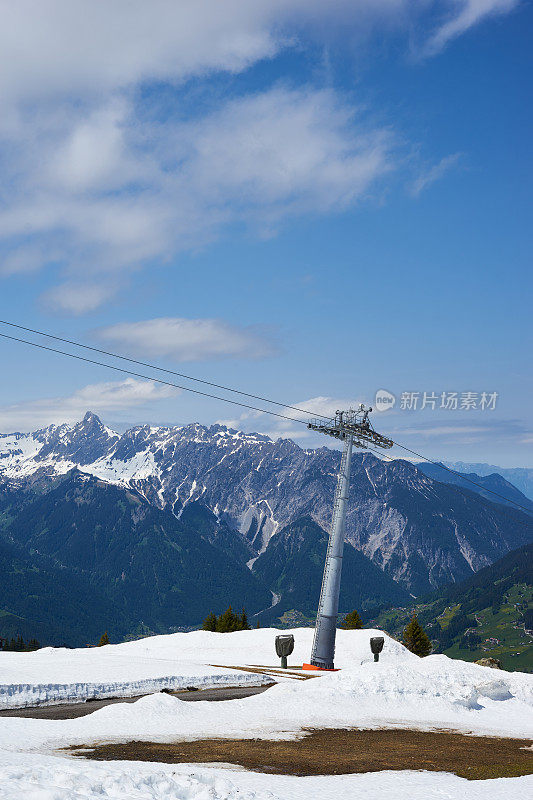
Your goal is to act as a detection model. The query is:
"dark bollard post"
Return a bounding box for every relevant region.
[370,636,384,662]
[275,635,295,669]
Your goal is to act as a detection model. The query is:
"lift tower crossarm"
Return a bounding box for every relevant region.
[306,405,392,670]
[307,407,393,449]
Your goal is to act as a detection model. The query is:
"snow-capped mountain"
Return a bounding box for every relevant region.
[1,411,532,594]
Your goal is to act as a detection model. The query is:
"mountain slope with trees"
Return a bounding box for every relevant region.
[252,516,410,624]
[0,470,271,644]
[373,543,533,671]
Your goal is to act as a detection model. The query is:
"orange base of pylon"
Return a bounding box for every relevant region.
[302,663,340,671]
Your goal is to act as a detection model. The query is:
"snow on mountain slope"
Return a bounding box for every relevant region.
[1,412,532,593]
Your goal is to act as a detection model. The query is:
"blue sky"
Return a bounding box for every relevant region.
[0,0,531,467]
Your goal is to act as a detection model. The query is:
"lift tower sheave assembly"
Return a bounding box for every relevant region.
[304,405,393,671]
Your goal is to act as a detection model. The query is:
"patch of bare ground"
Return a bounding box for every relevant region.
[70,728,533,780]
[209,665,315,680]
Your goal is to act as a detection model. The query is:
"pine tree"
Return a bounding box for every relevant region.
[97,631,110,646]
[402,614,432,657]
[216,607,235,633]
[340,610,363,630]
[210,606,251,632]
[202,612,218,632]
[256,620,261,629]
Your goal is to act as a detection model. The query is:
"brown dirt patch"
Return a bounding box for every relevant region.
[210,665,315,680]
[70,728,533,780]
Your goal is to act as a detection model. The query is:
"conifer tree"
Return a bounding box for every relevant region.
[402,613,432,657]
[202,612,218,632]
[97,631,110,646]
[208,607,252,633]
[340,610,363,630]
[216,607,235,633]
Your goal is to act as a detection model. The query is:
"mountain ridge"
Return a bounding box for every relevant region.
[416,461,533,514]
[1,412,532,594]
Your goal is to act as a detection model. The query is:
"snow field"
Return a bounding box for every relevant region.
[2,752,532,800]
[0,628,532,798]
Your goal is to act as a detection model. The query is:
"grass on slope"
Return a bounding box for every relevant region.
[74,728,533,780]
[371,582,533,672]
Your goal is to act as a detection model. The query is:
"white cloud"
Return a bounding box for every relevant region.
[398,425,490,436]
[0,0,281,106]
[386,417,531,450]
[46,100,137,193]
[0,87,394,279]
[0,1,520,311]
[0,378,178,432]
[287,395,366,420]
[424,0,520,55]
[217,395,366,442]
[409,152,461,196]
[42,282,119,315]
[0,1,509,115]
[98,317,279,362]
[178,88,393,217]
[0,244,56,276]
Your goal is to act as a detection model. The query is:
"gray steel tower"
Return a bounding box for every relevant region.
[305,406,393,670]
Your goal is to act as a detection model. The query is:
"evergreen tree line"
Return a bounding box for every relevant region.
[201,606,432,658]
[202,607,251,632]
[0,635,40,651]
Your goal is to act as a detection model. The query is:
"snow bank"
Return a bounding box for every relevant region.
[0,629,290,709]
[1,751,531,800]
[0,671,269,711]
[0,626,409,693]
[0,752,270,800]
[0,626,406,709]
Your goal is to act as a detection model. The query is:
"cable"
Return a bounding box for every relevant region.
[1,321,530,517]
[0,319,330,422]
[389,441,533,516]
[363,444,533,525]
[0,331,310,427]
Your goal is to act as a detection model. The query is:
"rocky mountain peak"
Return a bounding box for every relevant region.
[81,411,104,428]
[0,414,531,594]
